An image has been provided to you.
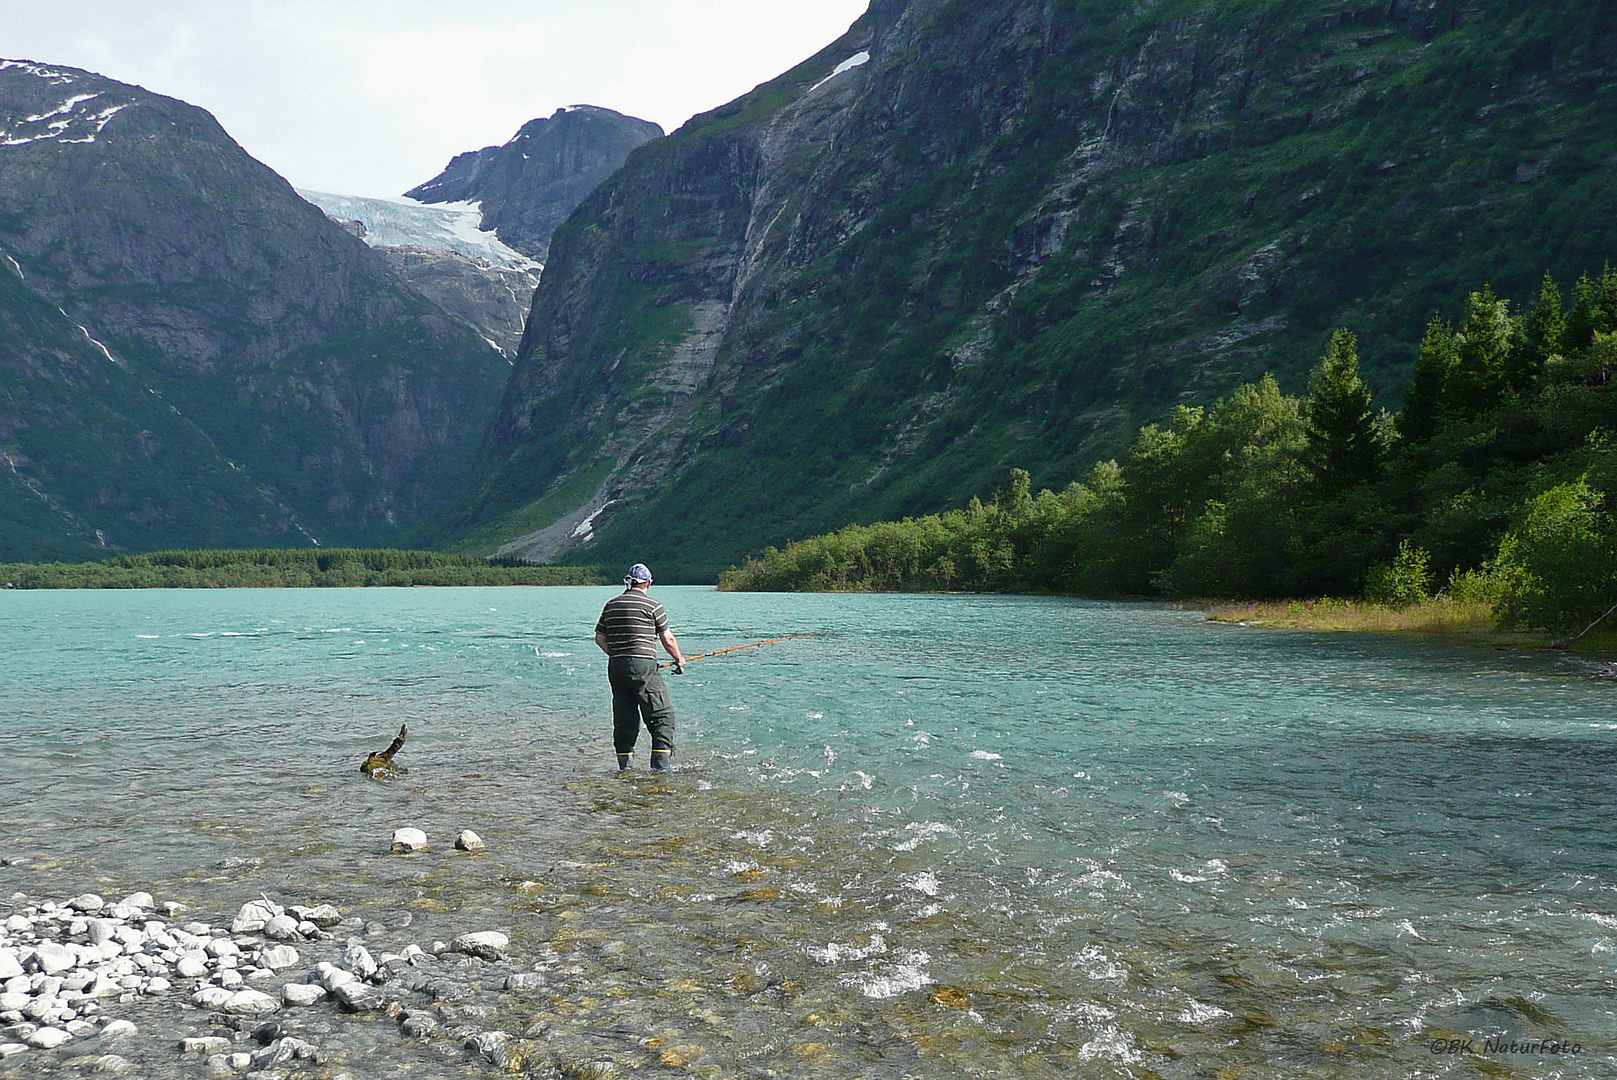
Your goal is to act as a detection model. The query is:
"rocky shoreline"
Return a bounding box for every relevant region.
[0,882,599,1077]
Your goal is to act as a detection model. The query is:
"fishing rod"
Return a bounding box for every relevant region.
[660,633,823,669]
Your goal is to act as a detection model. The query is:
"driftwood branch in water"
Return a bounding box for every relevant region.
[1553,600,1617,650]
[361,723,408,777]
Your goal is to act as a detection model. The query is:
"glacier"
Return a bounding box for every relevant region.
[297,190,540,272]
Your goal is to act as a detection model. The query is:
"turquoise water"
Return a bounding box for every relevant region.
[1,587,1614,1077]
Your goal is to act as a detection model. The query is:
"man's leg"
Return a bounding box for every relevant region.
[607,659,641,770]
[637,665,677,770]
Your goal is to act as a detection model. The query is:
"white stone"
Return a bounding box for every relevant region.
[332,980,377,1011]
[228,1051,252,1070]
[400,944,425,963]
[32,942,75,975]
[65,1019,95,1036]
[290,904,341,927]
[3,915,30,934]
[25,1026,72,1049]
[93,942,121,962]
[91,1054,131,1074]
[204,1053,230,1072]
[182,1036,231,1053]
[118,893,153,911]
[217,969,242,989]
[455,830,486,853]
[340,945,377,980]
[0,1042,28,1058]
[66,894,104,914]
[262,915,300,941]
[391,828,428,852]
[112,926,143,949]
[222,988,278,1015]
[143,977,170,994]
[163,902,189,917]
[260,945,299,972]
[229,899,282,935]
[204,939,240,959]
[176,954,209,979]
[282,982,324,1006]
[191,986,233,1009]
[450,931,509,960]
[315,963,354,992]
[0,992,26,1011]
[98,1019,136,1039]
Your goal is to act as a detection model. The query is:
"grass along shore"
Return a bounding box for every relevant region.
[1203,596,1617,653]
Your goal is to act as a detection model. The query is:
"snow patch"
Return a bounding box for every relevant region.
[808,51,871,94]
[25,92,98,123]
[1,88,127,146]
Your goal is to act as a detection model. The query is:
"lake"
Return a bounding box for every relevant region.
[1,587,1613,1077]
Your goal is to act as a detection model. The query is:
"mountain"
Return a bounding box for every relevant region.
[0,60,511,559]
[405,106,664,262]
[442,0,1617,581]
[299,190,541,356]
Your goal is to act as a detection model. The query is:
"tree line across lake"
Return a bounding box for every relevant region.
[0,549,603,590]
[720,267,1617,641]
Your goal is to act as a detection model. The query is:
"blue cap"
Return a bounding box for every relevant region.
[625,563,653,585]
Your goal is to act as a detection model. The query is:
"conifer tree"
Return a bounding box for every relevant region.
[1397,317,1454,442]
[1305,330,1381,498]
[1446,286,1521,417]
[1514,273,1563,389]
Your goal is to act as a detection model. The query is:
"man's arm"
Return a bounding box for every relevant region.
[595,630,611,656]
[660,630,686,672]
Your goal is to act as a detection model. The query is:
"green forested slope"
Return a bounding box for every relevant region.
[450,0,1617,581]
[720,266,1617,639]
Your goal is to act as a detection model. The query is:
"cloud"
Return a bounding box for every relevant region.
[0,0,870,196]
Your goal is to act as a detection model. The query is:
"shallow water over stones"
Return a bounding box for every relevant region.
[2,587,1615,1077]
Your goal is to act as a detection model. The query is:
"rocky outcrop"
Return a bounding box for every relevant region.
[406,106,663,262]
[0,60,511,556]
[448,0,1617,580]
[374,247,536,357]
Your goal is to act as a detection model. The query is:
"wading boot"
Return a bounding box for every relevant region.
[617,752,633,772]
[650,748,672,771]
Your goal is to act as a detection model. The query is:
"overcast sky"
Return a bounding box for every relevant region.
[0,0,870,198]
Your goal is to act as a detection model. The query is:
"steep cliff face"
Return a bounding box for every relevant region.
[0,60,511,557]
[406,106,664,262]
[447,0,1616,580]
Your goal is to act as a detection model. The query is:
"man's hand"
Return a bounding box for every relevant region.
[672,661,685,675]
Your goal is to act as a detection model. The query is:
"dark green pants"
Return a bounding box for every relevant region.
[608,656,675,757]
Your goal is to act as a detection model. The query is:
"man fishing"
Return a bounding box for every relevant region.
[595,563,687,772]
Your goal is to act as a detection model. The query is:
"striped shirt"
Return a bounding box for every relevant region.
[595,590,669,659]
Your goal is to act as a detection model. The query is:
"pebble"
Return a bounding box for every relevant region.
[228,1051,252,1069]
[466,1030,510,1063]
[24,1026,72,1049]
[0,1043,24,1058]
[98,1019,136,1039]
[282,983,325,1007]
[333,982,379,1012]
[450,932,508,961]
[315,963,355,992]
[193,986,234,1009]
[290,904,342,927]
[230,898,282,935]
[91,1054,130,1074]
[176,954,209,979]
[260,945,300,972]
[222,988,280,1015]
[119,893,153,911]
[66,895,105,915]
[263,914,301,941]
[31,942,76,975]
[183,1036,232,1053]
[341,945,377,980]
[390,828,428,853]
[455,830,486,853]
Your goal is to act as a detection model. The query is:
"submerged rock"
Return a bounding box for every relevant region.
[24,1026,71,1049]
[391,828,428,853]
[450,932,508,961]
[455,830,486,853]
